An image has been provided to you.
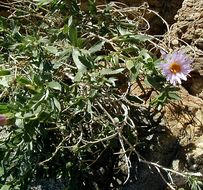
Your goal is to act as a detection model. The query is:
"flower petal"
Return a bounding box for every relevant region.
[159,51,192,86]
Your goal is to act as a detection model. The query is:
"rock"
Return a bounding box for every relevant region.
[163,87,203,187]
[191,135,203,165]
[105,1,203,188]
[172,39,179,46]
[163,0,203,95]
[195,39,203,50]
[122,107,180,190]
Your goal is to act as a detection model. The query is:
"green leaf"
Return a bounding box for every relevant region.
[118,26,131,35]
[168,92,181,101]
[89,41,105,54]
[63,24,69,34]
[24,84,39,94]
[48,81,62,91]
[88,0,97,14]
[146,75,165,90]
[34,105,42,116]
[130,66,141,81]
[106,77,117,86]
[0,70,10,76]
[15,116,24,128]
[79,55,93,69]
[87,99,92,114]
[53,97,61,112]
[0,185,10,190]
[120,34,152,43]
[44,46,58,54]
[33,0,51,6]
[126,60,134,70]
[16,77,31,85]
[69,26,78,45]
[68,16,78,46]
[68,16,73,27]
[74,71,83,82]
[0,77,9,87]
[72,48,87,72]
[0,103,9,114]
[0,167,4,177]
[128,34,152,42]
[23,112,34,119]
[99,68,124,75]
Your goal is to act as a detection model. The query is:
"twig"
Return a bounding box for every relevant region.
[177,38,197,59]
[97,101,116,124]
[118,130,131,184]
[155,165,176,190]
[140,159,186,177]
[80,132,118,146]
[38,135,70,165]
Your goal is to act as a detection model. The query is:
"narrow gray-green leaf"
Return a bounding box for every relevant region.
[0,167,4,177]
[0,77,9,87]
[126,60,134,70]
[53,97,61,112]
[130,34,152,42]
[100,68,125,75]
[87,100,92,114]
[44,46,58,54]
[72,48,87,72]
[89,41,105,54]
[48,81,61,91]
[33,0,51,5]
[0,185,11,190]
[68,16,73,27]
[74,71,83,82]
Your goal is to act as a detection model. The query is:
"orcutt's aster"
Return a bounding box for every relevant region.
[160,52,192,86]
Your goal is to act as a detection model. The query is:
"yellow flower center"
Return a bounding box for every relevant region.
[169,62,181,74]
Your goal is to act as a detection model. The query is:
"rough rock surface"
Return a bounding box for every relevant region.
[121,0,203,188]
[163,0,203,95]
[162,0,203,178]
[164,87,203,188]
[160,1,203,186]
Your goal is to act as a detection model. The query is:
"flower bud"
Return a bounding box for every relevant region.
[0,115,7,126]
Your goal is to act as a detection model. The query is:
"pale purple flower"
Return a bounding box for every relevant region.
[0,114,7,126]
[160,52,192,86]
[160,49,168,59]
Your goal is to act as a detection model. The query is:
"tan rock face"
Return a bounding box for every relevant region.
[162,0,203,163]
[164,87,203,185]
[165,88,203,144]
[135,1,203,180]
[164,0,203,95]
